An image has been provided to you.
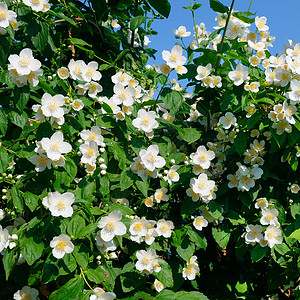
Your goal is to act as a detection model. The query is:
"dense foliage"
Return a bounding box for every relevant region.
[0,0,300,299]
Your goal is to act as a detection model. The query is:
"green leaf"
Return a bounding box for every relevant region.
[232,12,255,24]
[136,180,148,197]
[49,276,84,300]
[211,226,231,249]
[20,236,44,265]
[289,228,300,239]
[175,291,209,300]
[178,128,201,144]
[186,226,207,250]
[206,201,222,220]
[28,20,49,53]
[130,16,147,31]
[106,203,134,216]
[89,0,108,21]
[0,107,8,135]
[73,244,89,270]
[78,291,92,300]
[14,85,30,113]
[24,191,39,212]
[120,168,135,190]
[8,110,27,128]
[77,223,98,238]
[235,281,248,293]
[251,244,268,262]
[11,186,24,213]
[154,260,174,288]
[0,147,9,173]
[161,88,183,115]
[156,290,176,299]
[148,0,171,18]
[67,214,86,238]
[177,236,195,262]
[3,247,20,280]
[67,38,91,48]
[63,158,77,182]
[209,0,228,13]
[120,267,147,293]
[183,3,202,11]
[234,132,247,156]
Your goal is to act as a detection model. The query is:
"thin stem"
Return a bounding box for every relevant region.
[152,73,170,111]
[248,0,254,12]
[214,0,236,75]
[191,0,200,49]
[80,267,93,290]
[131,0,139,47]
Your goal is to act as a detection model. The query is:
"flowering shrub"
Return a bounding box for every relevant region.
[0,0,300,299]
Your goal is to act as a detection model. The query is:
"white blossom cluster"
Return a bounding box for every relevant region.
[79,126,105,174]
[30,131,72,172]
[227,163,263,192]
[129,216,174,244]
[8,48,43,87]
[244,198,282,248]
[0,2,18,34]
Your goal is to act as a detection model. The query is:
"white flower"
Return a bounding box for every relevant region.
[129,217,147,236]
[195,64,212,81]
[90,288,116,300]
[47,191,74,218]
[244,224,263,244]
[264,225,282,248]
[162,44,186,69]
[50,234,74,259]
[0,209,5,221]
[228,64,248,86]
[255,197,268,209]
[23,0,49,12]
[41,131,72,161]
[68,59,86,81]
[135,249,161,273]
[219,112,237,129]
[79,141,99,164]
[173,26,191,38]
[182,262,199,280]
[111,19,120,29]
[85,81,103,98]
[255,16,269,32]
[193,216,208,231]
[13,286,39,300]
[95,231,117,254]
[30,154,52,172]
[41,93,65,119]
[71,99,84,111]
[0,225,9,252]
[111,71,131,86]
[190,145,215,169]
[139,145,166,172]
[272,120,292,135]
[57,67,69,79]
[290,183,300,194]
[153,279,165,292]
[97,210,127,242]
[132,109,159,133]
[154,189,168,204]
[285,80,300,103]
[156,219,174,238]
[82,61,102,82]
[166,165,180,184]
[80,126,103,146]
[112,83,135,106]
[260,208,279,226]
[0,2,17,28]
[8,48,42,76]
[190,173,215,197]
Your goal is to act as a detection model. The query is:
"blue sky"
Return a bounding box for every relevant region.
[149,0,300,64]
